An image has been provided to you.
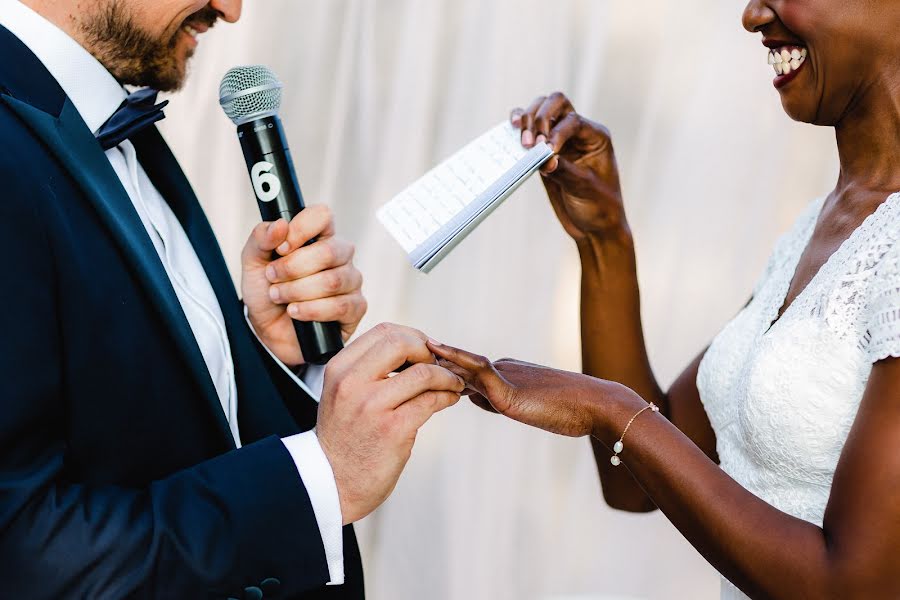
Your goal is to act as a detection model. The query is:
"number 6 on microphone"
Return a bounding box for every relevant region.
[251,161,282,203]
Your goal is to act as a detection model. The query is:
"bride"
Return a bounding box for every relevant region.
[430,0,900,598]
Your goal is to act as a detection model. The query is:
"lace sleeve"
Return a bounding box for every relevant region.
[865,241,900,363]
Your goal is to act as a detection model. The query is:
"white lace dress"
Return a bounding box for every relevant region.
[696,192,900,600]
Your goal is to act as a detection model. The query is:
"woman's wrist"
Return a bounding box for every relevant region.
[587,380,648,446]
[576,225,635,270]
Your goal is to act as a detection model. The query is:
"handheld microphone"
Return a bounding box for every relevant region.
[219,65,343,365]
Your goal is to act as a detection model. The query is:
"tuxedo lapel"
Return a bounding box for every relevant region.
[132,128,239,315]
[0,94,236,449]
[132,128,309,441]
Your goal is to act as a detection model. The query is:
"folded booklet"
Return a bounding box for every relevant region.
[377,121,554,273]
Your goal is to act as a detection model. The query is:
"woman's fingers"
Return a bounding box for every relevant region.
[535,92,574,143]
[469,393,500,414]
[517,92,576,149]
[435,353,502,414]
[519,96,545,148]
[428,341,489,373]
[510,108,524,128]
[427,341,513,410]
[546,112,582,155]
[540,112,582,175]
[436,358,485,398]
[543,156,596,192]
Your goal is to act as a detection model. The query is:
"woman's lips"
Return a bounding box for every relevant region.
[767,45,808,89]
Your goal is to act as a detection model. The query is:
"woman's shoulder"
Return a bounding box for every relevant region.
[839,191,900,362]
[845,191,900,279]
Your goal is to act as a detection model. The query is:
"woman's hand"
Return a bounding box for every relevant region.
[428,341,641,439]
[512,93,627,242]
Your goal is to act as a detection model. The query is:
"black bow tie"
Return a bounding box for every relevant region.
[96,88,169,151]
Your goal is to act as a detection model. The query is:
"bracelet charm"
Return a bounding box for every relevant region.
[610,402,659,467]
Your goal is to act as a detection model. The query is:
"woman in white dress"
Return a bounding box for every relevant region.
[430,0,900,598]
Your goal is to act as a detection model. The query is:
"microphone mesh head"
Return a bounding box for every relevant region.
[219,65,283,124]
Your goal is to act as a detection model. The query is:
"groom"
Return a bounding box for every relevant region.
[0,0,464,598]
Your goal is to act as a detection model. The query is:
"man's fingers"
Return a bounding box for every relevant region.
[267,237,355,283]
[243,219,288,264]
[510,107,524,127]
[269,263,363,303]
[285,292,366,325]
[394,390,462,432]
[379,363,465,410]
[275,205,336,256]
[330,323,435,379]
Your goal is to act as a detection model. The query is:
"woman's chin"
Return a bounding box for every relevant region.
[779,92,824,125]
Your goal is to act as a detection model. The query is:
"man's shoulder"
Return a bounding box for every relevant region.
[0,102,56,173]
[0,100,77,223]
[0,24,68,117]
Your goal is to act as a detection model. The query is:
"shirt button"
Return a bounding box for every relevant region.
[260,578,281,594]
[243,586,264,600]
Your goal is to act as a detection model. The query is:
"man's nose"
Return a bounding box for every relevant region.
[209,0,242,24]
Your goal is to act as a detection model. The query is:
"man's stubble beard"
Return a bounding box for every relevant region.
[80,1,218,92]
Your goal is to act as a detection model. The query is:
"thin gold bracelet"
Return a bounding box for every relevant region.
[610,402,659,466]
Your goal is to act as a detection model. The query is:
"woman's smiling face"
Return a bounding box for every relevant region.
[742,0,900,126]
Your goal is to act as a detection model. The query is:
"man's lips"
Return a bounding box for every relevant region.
[186,21,211,34]
[180,20,214,46]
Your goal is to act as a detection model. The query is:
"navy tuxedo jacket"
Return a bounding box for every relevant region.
[0,26,363,600]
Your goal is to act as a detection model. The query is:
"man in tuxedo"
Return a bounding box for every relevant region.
[0,0,464,598]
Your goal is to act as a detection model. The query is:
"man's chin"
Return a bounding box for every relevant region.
[143,52,192,92]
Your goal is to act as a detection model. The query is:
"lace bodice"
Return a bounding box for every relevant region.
[696,192,900,600]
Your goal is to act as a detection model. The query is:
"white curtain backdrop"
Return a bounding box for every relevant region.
[160,1,839,598]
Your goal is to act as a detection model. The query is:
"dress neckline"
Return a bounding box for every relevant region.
[763,191,900,336]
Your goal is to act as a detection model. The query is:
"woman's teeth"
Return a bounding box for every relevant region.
[183,25,198,39]
[767,46,807,76]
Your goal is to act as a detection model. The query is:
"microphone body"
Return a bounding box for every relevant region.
[237,115,344,365]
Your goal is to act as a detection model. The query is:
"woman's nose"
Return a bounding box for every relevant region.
[742,0,777,33]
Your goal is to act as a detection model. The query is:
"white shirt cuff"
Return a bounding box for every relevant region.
[243,306,324,402]
[282,431,345,586]
[303,364,326,399]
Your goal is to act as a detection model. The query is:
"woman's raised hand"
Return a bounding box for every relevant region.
[512,93,627,242]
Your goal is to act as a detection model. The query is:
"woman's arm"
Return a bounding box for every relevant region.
[429,344,900,599]
[514,94,718,511]
[579,232,719,512]
[592,358,900,599]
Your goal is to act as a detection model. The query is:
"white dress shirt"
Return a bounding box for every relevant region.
[0,0,344,585]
